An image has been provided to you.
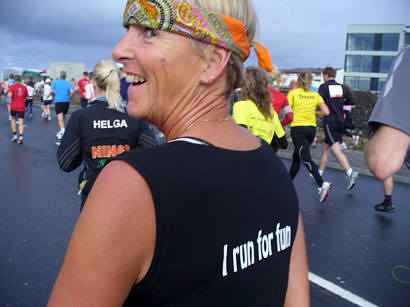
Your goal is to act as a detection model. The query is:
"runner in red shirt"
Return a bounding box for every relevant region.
[269,68,293,126]
[76,72,90,108]
[269,87,293,126]
[8,75,28,144]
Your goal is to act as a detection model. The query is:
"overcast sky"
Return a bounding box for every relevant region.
[0,0,409,72]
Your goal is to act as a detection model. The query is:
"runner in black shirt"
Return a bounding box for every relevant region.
[57,60,159,209]
[318,67,359,190]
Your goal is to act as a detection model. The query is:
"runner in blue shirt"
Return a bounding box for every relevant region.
[51,71,74,142]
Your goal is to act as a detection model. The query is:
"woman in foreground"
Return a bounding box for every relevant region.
[48,0,309,306]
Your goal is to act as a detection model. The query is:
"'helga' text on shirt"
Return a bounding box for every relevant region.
[93,119,128,129]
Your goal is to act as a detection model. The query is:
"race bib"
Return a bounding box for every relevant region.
[328,85,343,98]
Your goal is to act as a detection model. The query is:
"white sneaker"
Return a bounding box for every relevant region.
[17,136,23,145]
[56,129,64,139]
[353,135,360,147]
[47,116,51,121]
[8,115,12,121]
[347,171,359,190]
[339,142,347,150]
[318,181,332,203]
[11,135,18,142]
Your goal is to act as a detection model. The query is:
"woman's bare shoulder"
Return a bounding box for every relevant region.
[48,160,156,306]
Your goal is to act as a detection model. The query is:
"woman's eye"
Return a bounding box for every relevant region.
[144,28,157,38]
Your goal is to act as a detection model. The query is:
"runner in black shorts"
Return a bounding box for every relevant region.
[55,102,69,116]
[50,71,74,142]
[8,75,28,144]
[324,121,344,146]
[318,67,360,191]
[10,110,25,119]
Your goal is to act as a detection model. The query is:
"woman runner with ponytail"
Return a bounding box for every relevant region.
[287,71,332,203]
[56,60,158,210]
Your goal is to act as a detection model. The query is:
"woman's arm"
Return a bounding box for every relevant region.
[284,213,310,307]
[48,160,156,307]
[316,102,329,116]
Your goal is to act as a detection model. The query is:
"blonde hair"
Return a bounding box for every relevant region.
[244,66,273,120]
[298,71,313,92]
[187,0,258,99]
[92,60,124,112]
[269,65,282,90]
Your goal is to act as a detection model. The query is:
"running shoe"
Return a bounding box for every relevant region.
[11,135,18,142]
[8,115,11,121]
[55,141,61,146]
[318,181,332,203]
[56,130,64,139]
[347,170,359,190]
[353,135,360,147]
[17,136,23,145]
[47,116,51,121]
[339,142,347,150]
[374,202,394,213]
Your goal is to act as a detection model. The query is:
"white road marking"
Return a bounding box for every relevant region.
[309,272,379,307]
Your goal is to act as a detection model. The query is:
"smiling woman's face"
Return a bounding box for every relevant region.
[112,25,206,124]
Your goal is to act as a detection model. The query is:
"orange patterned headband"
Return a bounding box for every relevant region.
[123,0,273,72]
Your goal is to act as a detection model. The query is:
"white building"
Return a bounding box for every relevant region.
[344,24,410,91]
[49,62,86,82]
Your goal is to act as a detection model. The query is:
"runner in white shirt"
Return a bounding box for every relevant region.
[42,79,53,121]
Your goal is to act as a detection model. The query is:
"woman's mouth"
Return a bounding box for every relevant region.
[125,74,147,85]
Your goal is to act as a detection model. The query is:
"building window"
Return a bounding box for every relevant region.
[345,55,373,72]
[344,76,371,91]
[346,33,375,51]
[378,78,387,91]
[381,33,399,51]
[405,33,410,46]
[370,78,379,91]
[345,76,386,91]
[380,56,395,73]
[345,55,394,73]
[346,33,399,51]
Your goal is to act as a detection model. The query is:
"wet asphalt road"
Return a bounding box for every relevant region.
[0,104,409,307]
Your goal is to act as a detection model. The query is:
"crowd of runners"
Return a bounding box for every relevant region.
[1,61,406,211]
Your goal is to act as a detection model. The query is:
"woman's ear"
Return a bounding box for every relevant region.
[200,46,232,85]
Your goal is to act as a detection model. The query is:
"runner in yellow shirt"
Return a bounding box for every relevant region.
[233,67,287,151]
[287,71,331,203]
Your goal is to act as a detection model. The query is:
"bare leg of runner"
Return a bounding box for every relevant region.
[319,143,330,173]
[57,113,65,131]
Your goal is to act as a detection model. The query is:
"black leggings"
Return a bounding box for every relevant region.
[289,126,323,187]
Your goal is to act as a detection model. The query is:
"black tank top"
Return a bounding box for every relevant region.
[118,138,299,306]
